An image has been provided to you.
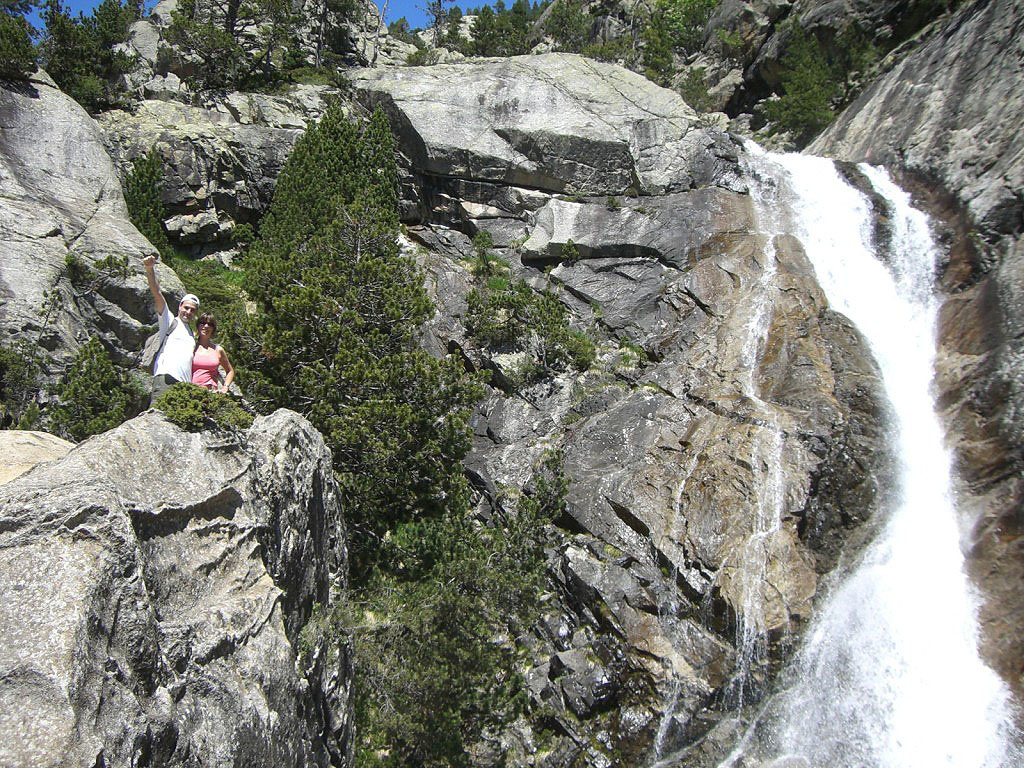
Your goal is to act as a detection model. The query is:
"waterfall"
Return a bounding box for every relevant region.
[718,147,1019,767]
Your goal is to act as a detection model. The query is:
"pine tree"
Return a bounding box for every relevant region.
[241,104,565,766]
[237,105,483,564]
[0,1,35,80]
[124,146,173,259]
[40,0,137,112]
[51,337,141,441]
[0,338,43,429]
[164,0,301,89]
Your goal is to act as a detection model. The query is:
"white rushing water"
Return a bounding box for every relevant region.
[722,147,1018,767]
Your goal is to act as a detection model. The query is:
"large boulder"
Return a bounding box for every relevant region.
[349,53,737,203]
[0,409,351,767]
[0,72,177,371]
[808,0,1024,712]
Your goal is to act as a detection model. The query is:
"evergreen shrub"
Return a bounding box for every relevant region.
[40,0,138,112]
[236,102,575,764]
[0,338,44,429]
[51,337,142,441]
[154,382,253,432]
[124,147,173,259]
[0,12,34,80]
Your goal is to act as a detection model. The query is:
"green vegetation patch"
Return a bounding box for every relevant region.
[0,9,35,80]
[0,337,44,430]
[464,233,595,377]
[39,0,138,112]
[51,336,143,441]
[154,382,253,432]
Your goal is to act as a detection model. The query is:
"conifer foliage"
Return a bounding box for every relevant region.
[237,105,484,564]
[51,337,142,441]
[124,146,173,259]
[0,0,36,80]
[40,0,138,112]
[238,106,554,765]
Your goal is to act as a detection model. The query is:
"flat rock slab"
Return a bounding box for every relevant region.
[350,53,737,196]
[0,431,73,486]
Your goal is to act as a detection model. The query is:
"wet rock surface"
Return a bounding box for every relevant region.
[0,410,350,767]
[808,0,1024,713]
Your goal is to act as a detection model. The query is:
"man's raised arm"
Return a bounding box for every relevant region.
[143,254,167,317]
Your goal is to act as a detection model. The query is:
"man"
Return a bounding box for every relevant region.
[143,253,198,404]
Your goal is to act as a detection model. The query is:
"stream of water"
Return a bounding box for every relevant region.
[710,148,1018,767]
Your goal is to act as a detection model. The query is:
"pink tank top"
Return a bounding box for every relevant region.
[192,345,221,389]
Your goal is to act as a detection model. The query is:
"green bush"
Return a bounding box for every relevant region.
[165,0,305,90]
[237,104,485,565]
[51,337,142,441]
[388,16,419,45]
[658,0,716,52]
[306,450,566,767]
[0,338,44,429]
[678,66,715,112]
[466,271,596,375]
[642,0,717,85]
[405,45,440,65]
[40,0,138,112]
[544,0,590,53]
[582,34,631,63]
[124,147,174,259]
[0,12,35,80]
[763,23,838,144]
[154,382,253,432]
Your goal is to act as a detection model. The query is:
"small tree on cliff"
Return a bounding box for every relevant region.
[236,104,485,567]
[39,0,138,112]
[0,1,37,80]
[165,0,301,89]
[51,337,142,441]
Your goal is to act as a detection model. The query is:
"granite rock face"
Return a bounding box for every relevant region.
[350,54,738,203]
[0,72,178,373]
[0,410,351,767]
[809,0,1024,713]
[98,89,334,260]
[0,431,72,486]
[369,55,892,764]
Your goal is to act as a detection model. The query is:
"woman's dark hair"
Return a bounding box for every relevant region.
[197,312,217,334]
[195,312,217,352]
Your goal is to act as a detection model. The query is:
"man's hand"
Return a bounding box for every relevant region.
[143,254,166,315]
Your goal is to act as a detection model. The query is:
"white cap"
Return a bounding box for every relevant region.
[181,293,200,308]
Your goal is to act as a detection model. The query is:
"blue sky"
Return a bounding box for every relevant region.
[26,1,485,33]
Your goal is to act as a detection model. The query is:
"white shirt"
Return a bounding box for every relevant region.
[153,305,195,383]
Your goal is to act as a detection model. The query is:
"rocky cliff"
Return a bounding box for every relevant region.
[2,0,1022,761]
[346,53,892,763]
[0,409,351,767]
[0,70,172,375]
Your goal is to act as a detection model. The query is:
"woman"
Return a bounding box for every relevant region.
[191,312,235,393]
